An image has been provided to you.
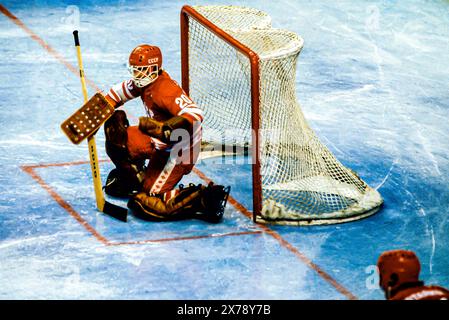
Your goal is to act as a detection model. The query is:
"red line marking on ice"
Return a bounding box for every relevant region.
[2,3,358,300]
[0,4,100,92]
[20,162,262,246]
[20,165,110,245]
[193,168,358,300]
[25,159,109,170]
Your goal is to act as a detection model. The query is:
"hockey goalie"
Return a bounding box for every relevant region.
[103,44,230,223]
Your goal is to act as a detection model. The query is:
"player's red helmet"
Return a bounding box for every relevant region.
[377,250,421,295]
[128,44,163,88]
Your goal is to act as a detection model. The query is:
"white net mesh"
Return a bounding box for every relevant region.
[186,5,383,225]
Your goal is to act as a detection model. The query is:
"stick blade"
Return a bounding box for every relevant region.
[103,201,128,222]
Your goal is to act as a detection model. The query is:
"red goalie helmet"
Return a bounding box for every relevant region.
[128,44,163,88]
[377,250,421,293]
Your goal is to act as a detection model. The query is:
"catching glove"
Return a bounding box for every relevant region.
[139,115,191,143]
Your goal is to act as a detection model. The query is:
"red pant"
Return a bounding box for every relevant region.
[126,126,195,194]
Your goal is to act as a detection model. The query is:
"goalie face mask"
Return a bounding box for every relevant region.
[128,44,162,88]
[128,63,159,88]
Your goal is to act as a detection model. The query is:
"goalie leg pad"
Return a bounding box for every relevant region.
[103,152,145,198]
[104,110,145,197]
[104,110,130,168]
[196,183,231,223]
[104,168,144,198]
[127,184,204,221]
[128,183,231,223]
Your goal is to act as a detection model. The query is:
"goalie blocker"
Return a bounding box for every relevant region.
[61,92,115,145]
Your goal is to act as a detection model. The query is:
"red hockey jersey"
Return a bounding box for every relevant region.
[390,285,449,300]
[106,70,203,151]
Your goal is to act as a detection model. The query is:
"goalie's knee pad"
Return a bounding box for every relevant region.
[103,146,145,198]
[104,168,144,198]
[103,110,145,197]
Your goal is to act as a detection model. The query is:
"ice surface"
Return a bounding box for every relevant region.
[0,0,448,299]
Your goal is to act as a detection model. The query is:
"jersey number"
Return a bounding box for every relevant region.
[175,94,196,109]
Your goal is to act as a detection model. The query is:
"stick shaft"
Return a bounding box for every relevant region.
[73,30,105,212]
[73,31,88,101]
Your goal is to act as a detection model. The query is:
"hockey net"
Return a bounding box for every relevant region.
[181,5,383,225]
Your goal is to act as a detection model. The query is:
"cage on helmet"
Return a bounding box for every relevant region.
[377,250,421,292]
[128,44,163,88]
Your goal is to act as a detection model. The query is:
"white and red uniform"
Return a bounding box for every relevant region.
[106,70,203,196]
[390,284,449,300]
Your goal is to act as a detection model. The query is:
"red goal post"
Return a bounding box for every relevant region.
[181,5,263,222]
[180,5,383,225]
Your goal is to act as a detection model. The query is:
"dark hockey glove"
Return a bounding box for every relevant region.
[138,116,164,140]
[139,115,191,143]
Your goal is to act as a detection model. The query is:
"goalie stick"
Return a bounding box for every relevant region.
[65,30,128,222]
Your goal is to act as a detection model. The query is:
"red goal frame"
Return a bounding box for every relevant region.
[180,5,262,222]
